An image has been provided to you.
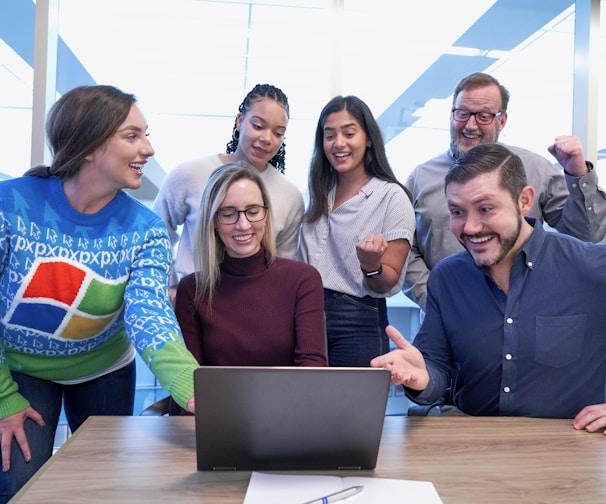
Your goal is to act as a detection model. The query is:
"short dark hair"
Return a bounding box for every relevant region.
[445,144,527,202]
[452,72,510,113]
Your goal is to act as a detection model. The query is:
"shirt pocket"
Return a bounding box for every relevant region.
[535,315,586,368]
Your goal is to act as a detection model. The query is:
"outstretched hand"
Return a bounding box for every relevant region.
[370,325,429,390]
[0,406,45,472]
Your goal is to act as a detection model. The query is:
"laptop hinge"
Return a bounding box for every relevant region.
[338,466,362,470]
[212,467,237,471]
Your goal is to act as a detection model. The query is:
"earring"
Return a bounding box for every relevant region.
[232,128,240,143]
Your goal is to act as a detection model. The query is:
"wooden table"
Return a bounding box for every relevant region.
[11,415,606,503]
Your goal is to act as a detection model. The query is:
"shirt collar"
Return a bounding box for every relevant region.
[359,176,379,197]
[519,217,545,271]
[328,176,378,207]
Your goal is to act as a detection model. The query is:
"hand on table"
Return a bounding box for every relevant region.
[573,404,606,434]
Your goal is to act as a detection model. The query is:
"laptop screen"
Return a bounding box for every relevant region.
[194,366,391,471]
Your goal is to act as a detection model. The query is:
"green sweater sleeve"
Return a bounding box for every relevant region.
[0,361,30,418]
[142,338,198,409]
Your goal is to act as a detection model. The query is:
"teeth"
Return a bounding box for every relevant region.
[335,153,349,158]
[129,163,143,172]
[469,236,492,243]
[234,235,253,242]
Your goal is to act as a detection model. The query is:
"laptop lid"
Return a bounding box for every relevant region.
[194,366,391,471]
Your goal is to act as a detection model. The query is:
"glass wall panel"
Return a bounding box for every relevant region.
[0,38,33,179]
[340,1,576,184]
[58,0,253,171]
[56,0,334,192]
[243,3,334,190]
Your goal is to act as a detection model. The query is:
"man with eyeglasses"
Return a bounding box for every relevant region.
[403,72,606,310]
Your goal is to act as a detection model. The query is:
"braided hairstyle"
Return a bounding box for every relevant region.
[225,84,289,174]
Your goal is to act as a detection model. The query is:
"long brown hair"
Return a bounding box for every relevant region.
[305,95,410,222]
[24,85,136,179]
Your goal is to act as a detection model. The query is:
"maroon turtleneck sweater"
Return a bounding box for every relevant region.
[175,248,327,367]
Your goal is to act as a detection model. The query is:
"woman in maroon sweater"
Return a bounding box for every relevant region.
[175,162,327,371]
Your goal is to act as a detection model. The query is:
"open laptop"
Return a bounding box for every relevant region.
[194,366,391,471]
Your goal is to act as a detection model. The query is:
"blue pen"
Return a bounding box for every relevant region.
[301,485,364,504]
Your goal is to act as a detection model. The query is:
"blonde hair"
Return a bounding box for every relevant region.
[193,161,276,306]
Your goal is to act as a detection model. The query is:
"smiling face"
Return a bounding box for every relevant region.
[215,178,267,258]
[447,170,529,269]
[322,109,369,178]
[449,84,507,159]
[234,97,288,171]
[87,104,154,191]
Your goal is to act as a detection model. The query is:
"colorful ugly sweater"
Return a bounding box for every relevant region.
[0,176,198,418]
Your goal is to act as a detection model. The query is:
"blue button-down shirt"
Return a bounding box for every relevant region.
[410,218,606,418]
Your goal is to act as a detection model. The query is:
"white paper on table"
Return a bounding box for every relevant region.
[243,471,443,504]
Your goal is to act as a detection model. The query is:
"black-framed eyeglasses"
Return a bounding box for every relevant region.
[451,108,503,125]
[215,205,268,225]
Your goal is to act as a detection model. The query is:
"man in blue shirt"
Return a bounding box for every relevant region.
[372,143,606,431]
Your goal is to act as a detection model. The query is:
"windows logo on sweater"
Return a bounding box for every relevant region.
[3,258,127,340]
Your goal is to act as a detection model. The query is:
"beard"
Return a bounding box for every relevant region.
[463,212,523,268]
[450,126,501,159]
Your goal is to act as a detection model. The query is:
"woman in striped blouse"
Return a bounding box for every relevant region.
[298,95,415,367]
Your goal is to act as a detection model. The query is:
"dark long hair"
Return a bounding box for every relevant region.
[225,83,290,173]
[305,95,409,222]
[24,85,136,179]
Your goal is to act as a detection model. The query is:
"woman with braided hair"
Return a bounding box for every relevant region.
[152,84,304,304]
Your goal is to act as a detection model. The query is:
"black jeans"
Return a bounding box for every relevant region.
[323,289,388,367]
[0,360,136,503]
